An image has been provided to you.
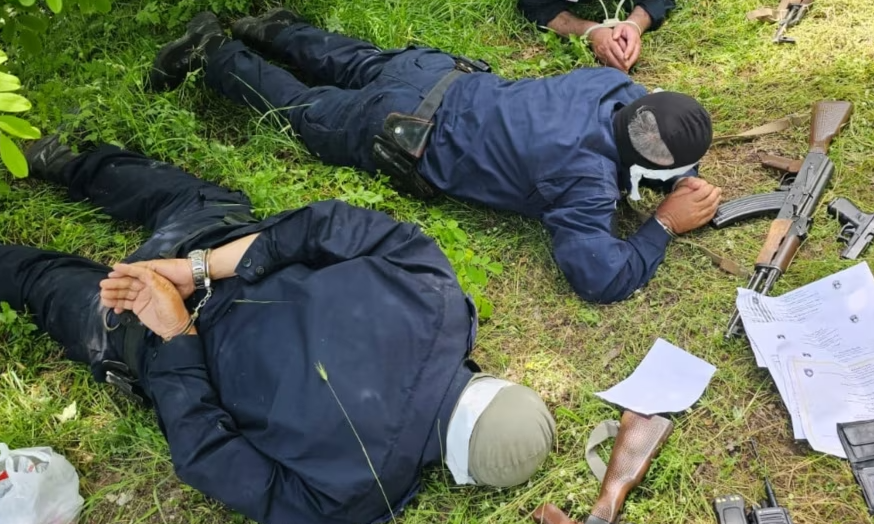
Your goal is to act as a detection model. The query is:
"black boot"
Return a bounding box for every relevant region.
[24,135,76,185]
[148,12,228,92]
[231,8,302,56]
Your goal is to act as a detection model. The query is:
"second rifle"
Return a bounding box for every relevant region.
[712,100,853,338]
[531,411,673,524]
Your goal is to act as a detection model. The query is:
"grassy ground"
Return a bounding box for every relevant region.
[2,0,873,522]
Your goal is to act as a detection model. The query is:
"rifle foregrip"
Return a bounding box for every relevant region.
[809,100,853,154]
[759,154,802,173]
[588,412,674,524]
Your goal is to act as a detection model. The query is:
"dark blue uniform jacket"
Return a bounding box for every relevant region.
[420,67,681,303]
[138,201,477,524]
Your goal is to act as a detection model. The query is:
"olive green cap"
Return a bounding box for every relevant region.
[467,382,555,487]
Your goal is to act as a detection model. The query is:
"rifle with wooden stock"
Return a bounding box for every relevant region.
[711,100,853,339]
[531,411,674,524]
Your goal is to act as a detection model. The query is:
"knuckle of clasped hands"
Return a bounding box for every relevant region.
[660,181,723,233]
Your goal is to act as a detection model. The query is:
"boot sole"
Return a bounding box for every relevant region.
[230,7,300,42]
[148,13,221,92]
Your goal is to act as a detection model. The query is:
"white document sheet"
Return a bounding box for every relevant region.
[734,262,874,457]
[785,349,874,458]
[595,338,717,415]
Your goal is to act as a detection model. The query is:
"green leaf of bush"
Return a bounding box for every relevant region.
[0,116,40,139]
[0,132,29,178]
[486,262,504,274]
[47,0,63,13]
[466,265,488,287]
[0,73,21,92]
[0,93,32,112]
[18,0,36,7]
[18,15,49,34]
[18,30,42,55]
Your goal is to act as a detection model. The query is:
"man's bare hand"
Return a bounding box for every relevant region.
[130,258,196,299]
[612,23,642,69]
[655,178,723,235]
[100,264,193,340]
[589,27,628,72]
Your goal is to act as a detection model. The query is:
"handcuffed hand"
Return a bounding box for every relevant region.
[655,178,723,235]
[130,258,196,299]
[99,263,193,341]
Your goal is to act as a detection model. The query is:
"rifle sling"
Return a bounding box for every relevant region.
[675,237,752,279]
[711,112,806,144]
[632,210,751,278]
[586,419,621,483]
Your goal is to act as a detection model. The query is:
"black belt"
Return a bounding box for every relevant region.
[102,309,149,406]
[372,56,490,199]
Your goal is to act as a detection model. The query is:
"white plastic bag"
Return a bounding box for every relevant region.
[0,443,84,524]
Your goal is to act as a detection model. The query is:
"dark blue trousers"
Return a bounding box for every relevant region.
[204,23,457,173]
[0,147,255,379]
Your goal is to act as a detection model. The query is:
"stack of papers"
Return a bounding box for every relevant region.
[736,262,874,458]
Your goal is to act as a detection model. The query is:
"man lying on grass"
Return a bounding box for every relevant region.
[149,9,723,305]
[3,136,556,524]
[517,0,676,72]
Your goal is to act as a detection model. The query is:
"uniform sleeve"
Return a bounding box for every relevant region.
[517,0,570,27]
[143,335,308,524]
[235,200,456,284]
[634,0,675,31]
[541,181,672,304]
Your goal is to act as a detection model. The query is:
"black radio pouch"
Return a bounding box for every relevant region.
[837,419,874,514]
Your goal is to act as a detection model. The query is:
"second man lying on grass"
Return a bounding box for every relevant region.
[10,136,556,524]
[149,9,722,304]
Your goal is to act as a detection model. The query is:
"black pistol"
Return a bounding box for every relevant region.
[827,197,874,260]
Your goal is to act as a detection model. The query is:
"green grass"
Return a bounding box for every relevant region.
[2,0,874,522]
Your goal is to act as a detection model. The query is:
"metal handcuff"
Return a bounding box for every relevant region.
[102,249,214,341]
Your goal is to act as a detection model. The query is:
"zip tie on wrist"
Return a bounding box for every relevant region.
[583,19,642,42]
[618,19,642,36]
[583,23,609,41]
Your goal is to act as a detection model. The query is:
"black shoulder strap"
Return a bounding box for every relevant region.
[412,69,465,121]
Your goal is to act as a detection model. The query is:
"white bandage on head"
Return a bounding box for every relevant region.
[628,163,697,201]
[445,376,512,485]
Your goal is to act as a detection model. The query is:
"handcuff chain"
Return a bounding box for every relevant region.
[190,286,213,322]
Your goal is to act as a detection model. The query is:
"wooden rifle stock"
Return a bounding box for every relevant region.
[531,412,674,524]
[809,100,853,154]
